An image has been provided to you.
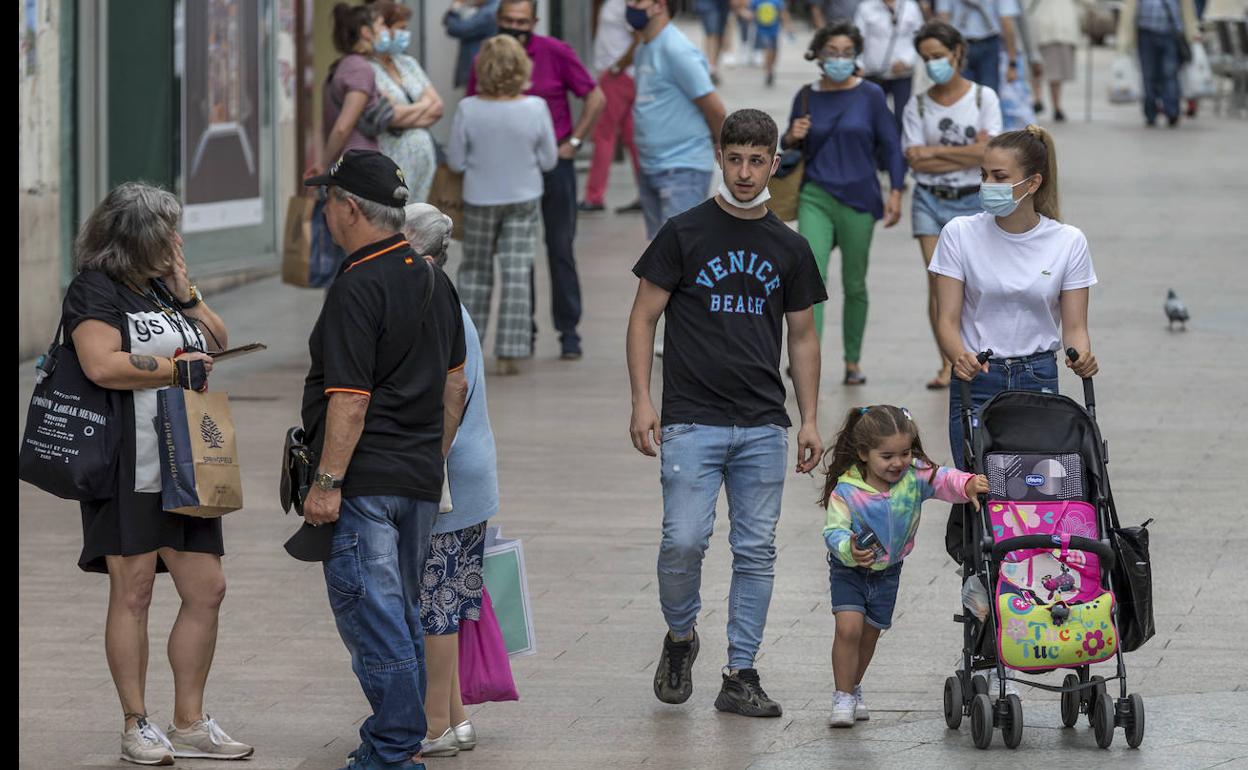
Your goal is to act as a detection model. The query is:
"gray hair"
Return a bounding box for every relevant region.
[331,186,408,233]
[402,202,454,267]
[74,182,182,282]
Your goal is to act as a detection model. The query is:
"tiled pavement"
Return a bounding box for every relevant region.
[19,22,1248,770]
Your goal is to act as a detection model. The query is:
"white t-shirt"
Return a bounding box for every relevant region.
[854,0,925,79]
[902,84,1003,189]
[592,0,635,75]
[928,212,1097,358]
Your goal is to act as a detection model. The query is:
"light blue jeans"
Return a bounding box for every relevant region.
[658,423,788,670]
[639,168,713,241]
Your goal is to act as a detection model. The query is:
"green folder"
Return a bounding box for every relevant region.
[483,527,536,657]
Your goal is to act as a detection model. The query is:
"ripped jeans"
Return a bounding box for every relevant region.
[948,351,1060,470]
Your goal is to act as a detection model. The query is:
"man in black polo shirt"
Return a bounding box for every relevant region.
[300,150,468,770]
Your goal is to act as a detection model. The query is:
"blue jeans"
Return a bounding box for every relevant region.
[658,423,788,670]
[948,351,1059,470]
[1137,28,1181,122]
[324,495,437,765]
[963,35,1002,94]
[639,168,713,241]
[867,76,913,136]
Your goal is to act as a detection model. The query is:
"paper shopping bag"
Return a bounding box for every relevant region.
[157,389,243,518]
[281,195,316,288]
[459,587,520,705]
[427,164,465,241]
[482,526,536,657]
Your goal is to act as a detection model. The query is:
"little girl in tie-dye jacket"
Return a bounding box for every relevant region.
[818,405,988,728]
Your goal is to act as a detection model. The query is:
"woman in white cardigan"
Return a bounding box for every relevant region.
[1025,0,1087,120]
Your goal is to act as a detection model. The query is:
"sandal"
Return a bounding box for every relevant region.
[926,375,951,390]
[843,369,867,386]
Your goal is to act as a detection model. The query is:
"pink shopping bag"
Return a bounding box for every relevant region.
[459,587,519,705]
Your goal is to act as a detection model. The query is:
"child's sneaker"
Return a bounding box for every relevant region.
[853,685,870,721]
[987,669,1021,699]
[828,690,856,727]
[714,668,782,717]
[120,718,175,766]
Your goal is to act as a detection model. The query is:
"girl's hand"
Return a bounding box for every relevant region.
[952,350,989,381]
[850,535,876,567]
[964,474,989,510]
[1066,349,1098,378]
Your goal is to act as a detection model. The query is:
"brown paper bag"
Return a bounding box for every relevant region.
[428,164,466,241]
[281,195,316,287]
[157,389,244,518]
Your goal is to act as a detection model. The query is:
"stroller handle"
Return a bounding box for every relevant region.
[1065,347,1097,419]
[958,350,993,473]
[957,350,994,413]
[992,534,1115,569]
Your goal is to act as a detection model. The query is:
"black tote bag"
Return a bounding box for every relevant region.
[1110,512,1155,652]
[19,324,120,501]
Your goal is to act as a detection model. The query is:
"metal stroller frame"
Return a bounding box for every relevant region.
[942,349,1146,750]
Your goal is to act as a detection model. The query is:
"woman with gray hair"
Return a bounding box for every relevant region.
[403,202,500,757]
[62,182,252,764]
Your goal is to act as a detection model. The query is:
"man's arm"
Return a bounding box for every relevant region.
[785,307,823,474]
[569,86,607,149]
[694,91,727,152]
[442,368,469,458]
[626,279,671,457]
[303,392,370,525]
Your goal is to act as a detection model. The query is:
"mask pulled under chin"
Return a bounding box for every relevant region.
[717,179,772,210]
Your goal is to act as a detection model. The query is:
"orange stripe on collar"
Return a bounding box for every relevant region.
[344,240,410,272]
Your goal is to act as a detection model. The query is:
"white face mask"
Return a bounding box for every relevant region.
[717,178,772,210]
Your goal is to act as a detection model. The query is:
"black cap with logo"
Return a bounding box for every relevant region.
[304,149,410,208]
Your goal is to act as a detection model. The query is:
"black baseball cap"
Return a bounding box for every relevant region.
[304,149,410,208]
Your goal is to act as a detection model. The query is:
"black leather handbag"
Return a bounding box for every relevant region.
[19,323,119,501]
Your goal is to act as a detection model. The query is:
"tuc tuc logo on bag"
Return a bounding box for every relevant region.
[200,413,225,449]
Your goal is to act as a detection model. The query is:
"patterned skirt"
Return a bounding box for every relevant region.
[419,521,487,635]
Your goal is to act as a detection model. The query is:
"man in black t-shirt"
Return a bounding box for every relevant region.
[298,150,468,768]
[627,110,827,718]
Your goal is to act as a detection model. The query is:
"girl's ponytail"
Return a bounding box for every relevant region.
[987,124,1061,222]
[819,408,870,509]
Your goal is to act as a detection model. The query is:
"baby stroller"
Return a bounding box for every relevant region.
[943,350,1156,750]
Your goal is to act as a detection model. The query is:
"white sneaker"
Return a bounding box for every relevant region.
[120,718,175,766]
[987,669,1021,699]
[828,691,856,727]
[852,685,870,721]
[166,715,254,760]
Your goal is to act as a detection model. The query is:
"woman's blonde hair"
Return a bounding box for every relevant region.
[476,34,531,98]
[987,124,1061,221]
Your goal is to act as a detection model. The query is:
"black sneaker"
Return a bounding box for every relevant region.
[614,199,643,214]
[577,201,605,214]
[714,668,783,717]
[653,630,699,704]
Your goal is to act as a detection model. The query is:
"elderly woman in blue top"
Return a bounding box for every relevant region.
[782,21,906,386]
[403,203,501,759]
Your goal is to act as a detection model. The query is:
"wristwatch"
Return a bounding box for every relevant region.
[180,285,203,309]
[313,472,344,491]
[568,136,583,150]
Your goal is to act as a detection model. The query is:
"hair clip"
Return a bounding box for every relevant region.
[858,406,870,415]
[901,407,912,420]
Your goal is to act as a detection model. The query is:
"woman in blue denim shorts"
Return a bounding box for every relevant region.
[901,21,1003,390]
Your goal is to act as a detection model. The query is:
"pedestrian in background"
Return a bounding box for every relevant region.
[318,4,385,172]
[300,150,468,770]
[935,0,1020,94]
[444,0,500,90]
[467,0,607,361]
[783,21,905,386]
[64,182,251,765]
[627,0,728,240]
[450,35,559,375]
[627,109,826,720]
[902,20,1002,390]
[738,0,795,88]
[581,0,644,215]
[1024,0,1082,121]
[402,203,499,760]
[694,0,733,82]
[855,0,925,129]
[1116,0,1199,127]
[809,0,868,30]
[369,1,443,203]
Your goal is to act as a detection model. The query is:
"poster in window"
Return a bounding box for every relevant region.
[180,0,263,232]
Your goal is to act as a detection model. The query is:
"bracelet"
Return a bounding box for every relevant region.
[169,358,180,388]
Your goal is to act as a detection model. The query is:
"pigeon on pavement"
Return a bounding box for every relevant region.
[1165,289,1189,331]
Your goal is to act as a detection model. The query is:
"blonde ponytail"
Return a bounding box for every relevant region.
[987,124,1061,221]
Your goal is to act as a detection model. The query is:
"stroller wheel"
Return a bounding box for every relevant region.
[970,693,994,749]
[1086,676,1107,726]
[971,674,989,698]
[1002,694,1024,749]
[1093,692,1116,748]
[1060,674,1080,727]
[943,676,964,729]
[1125,693,1146,748]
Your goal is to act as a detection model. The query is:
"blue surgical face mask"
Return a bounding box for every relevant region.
[822,57,856,83]
[980,176,1035,217]
[926,57,955,84]
[626,6,651,31]
[374,28,393,54]
[393,29,411,52]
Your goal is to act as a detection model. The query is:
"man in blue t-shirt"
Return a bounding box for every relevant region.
[626,0,728,241]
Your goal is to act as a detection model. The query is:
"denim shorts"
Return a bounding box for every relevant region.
[695,0,732,36]
[911,183,983,237]
[829,556,905,630]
